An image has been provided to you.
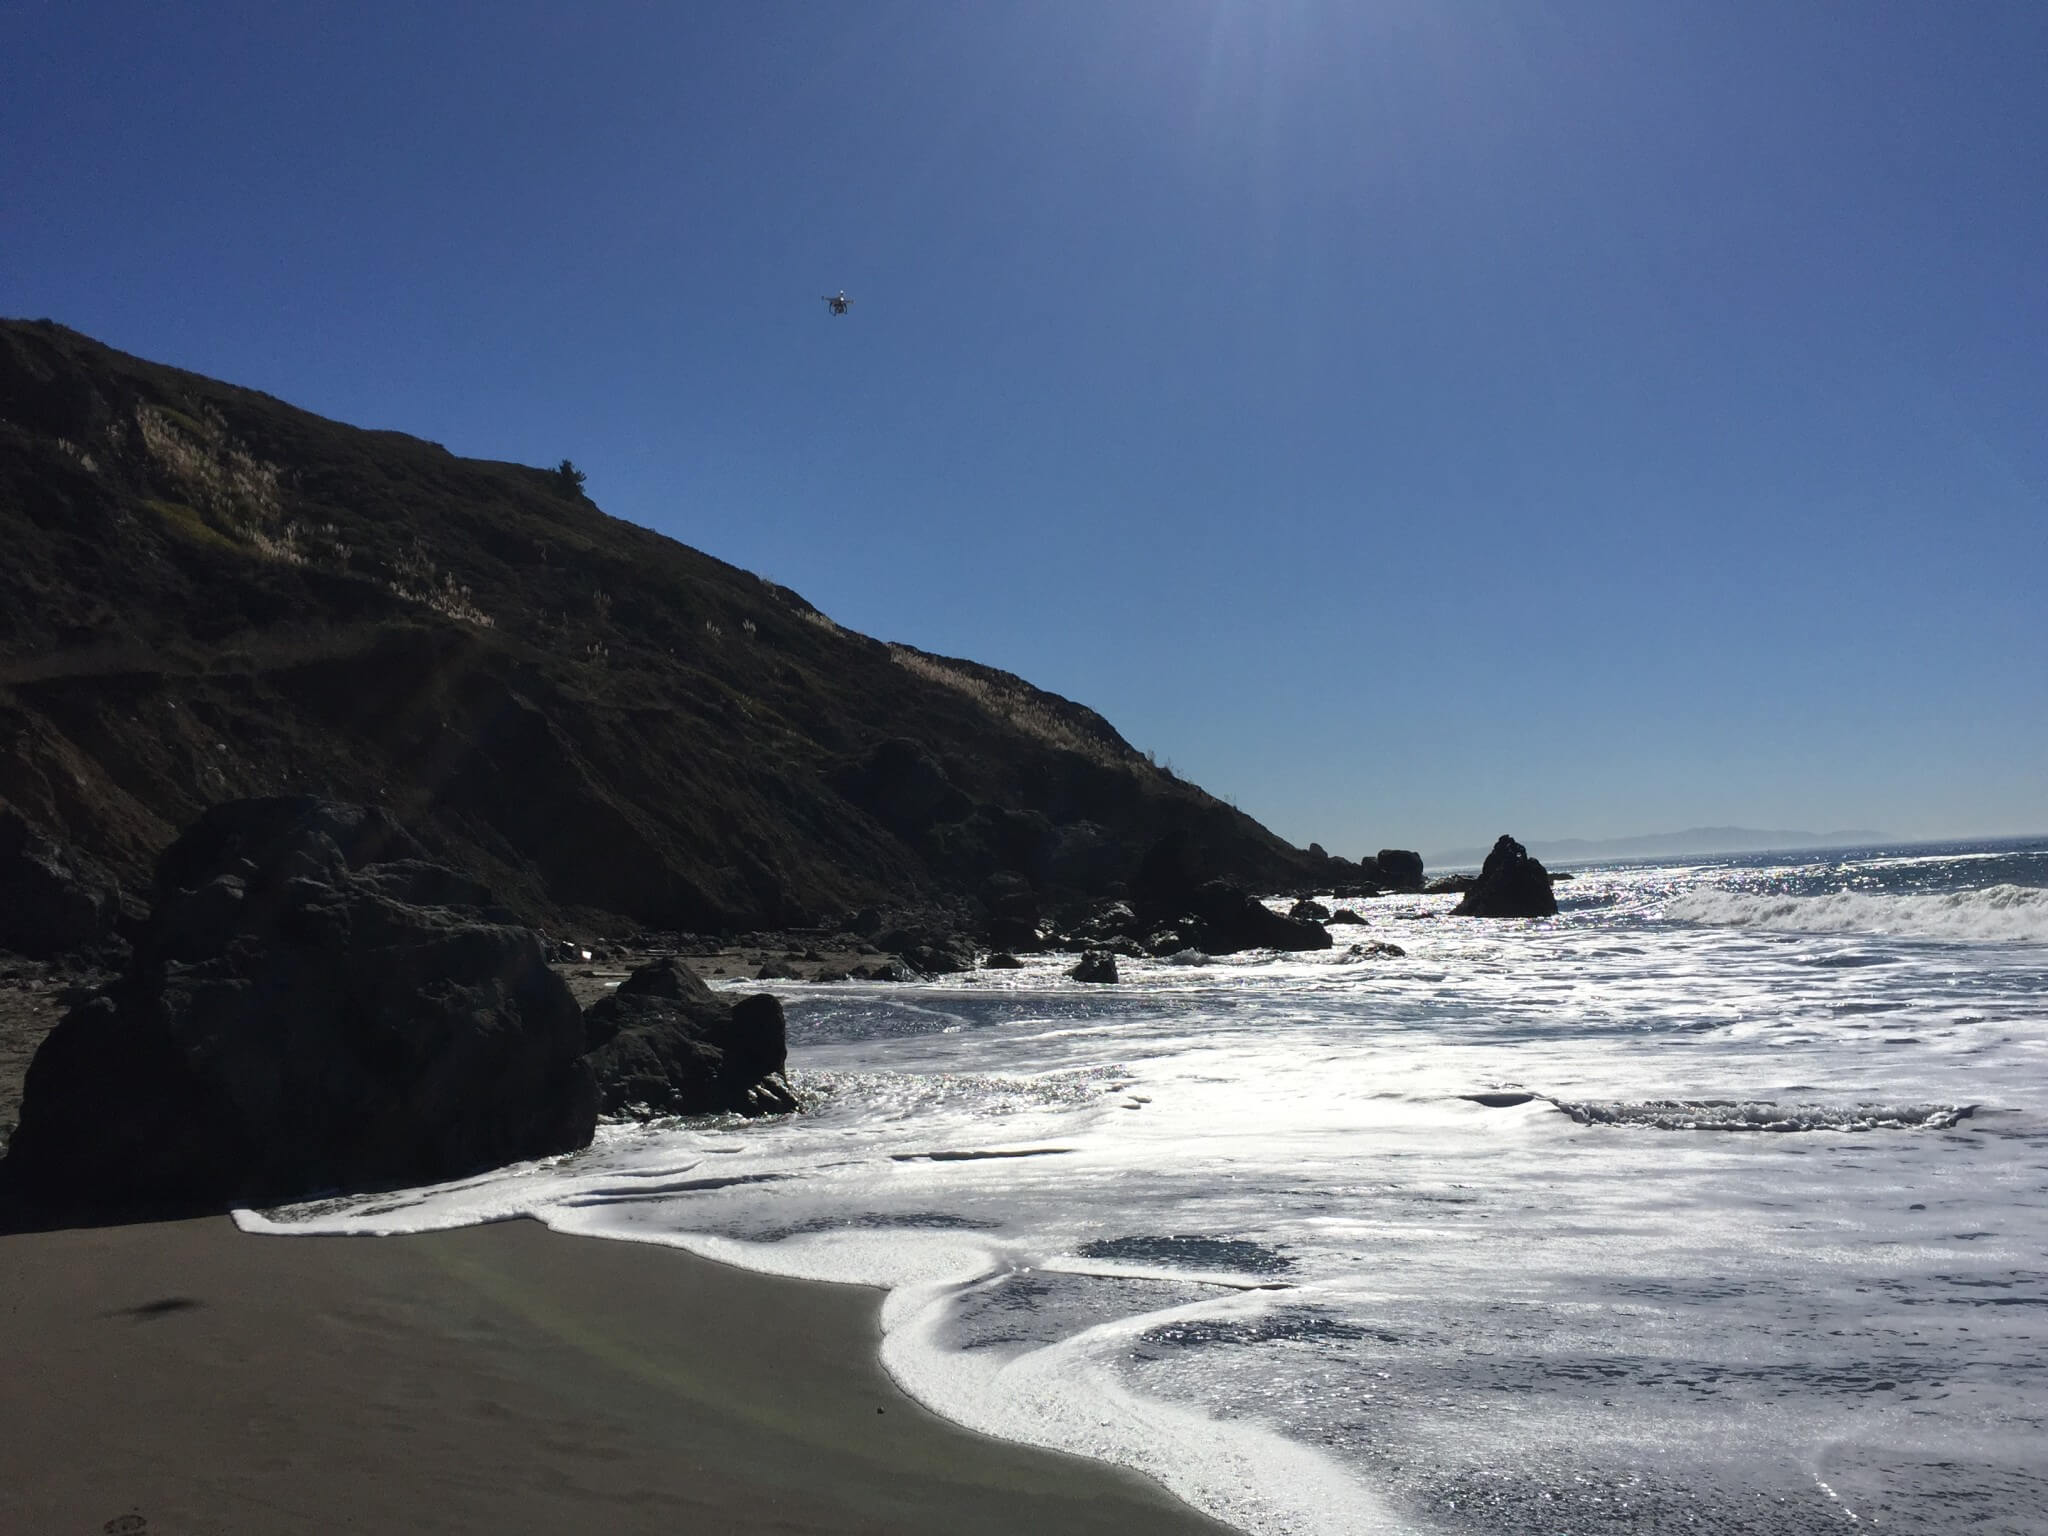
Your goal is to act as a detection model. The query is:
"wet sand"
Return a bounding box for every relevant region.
[0,1215,1230,1536]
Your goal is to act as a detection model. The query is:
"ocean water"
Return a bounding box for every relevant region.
[241,840,2048,1534]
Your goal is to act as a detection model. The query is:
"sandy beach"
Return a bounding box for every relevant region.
[0,1215,1230,1536]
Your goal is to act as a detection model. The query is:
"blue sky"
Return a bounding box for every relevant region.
[6,1,2044,855]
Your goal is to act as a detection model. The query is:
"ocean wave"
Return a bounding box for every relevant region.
[1553,1099,1976,1132]
[1663,884,2048,944]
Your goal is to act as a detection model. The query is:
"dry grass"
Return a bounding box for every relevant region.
[887,646,1139,769]
[127,404,316,565]
[389,537,495,628]
[135,404,283,527]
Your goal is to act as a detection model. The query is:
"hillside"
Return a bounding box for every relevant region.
[0,320,1316,937]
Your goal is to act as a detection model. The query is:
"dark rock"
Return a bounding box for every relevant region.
[1346,940,1407,959]
[986,916,1044,953]
[0,809,122,960]
[1069,900,1140,944]
[1288,899,1331,922]
[812,968,851,983]
[1452,836,1557,919]
[1185,881,1333,955]
[1461,1091,1539,1108]
[902,942,974,976]
[984,952,1024,970]
[1424,875,1476,895]
[1130,831,1203,916]
[1374,850,1425,892]
[874,923,976,976]
[582,958,795,1117]
[608,955,700,1002]
[1328,909,1366,925]
[1070,950,1119,984]
[0,797,592,1229]
[756,959,801,980]
[850,960,916,982]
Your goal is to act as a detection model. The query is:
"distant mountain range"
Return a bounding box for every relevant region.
[1427,827,1887,869]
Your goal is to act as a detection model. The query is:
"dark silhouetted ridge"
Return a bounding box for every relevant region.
[0,319,1314,935]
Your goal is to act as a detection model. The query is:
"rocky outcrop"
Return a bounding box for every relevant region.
[0,809,122,960]
[1451,835,1557,919]
[1345,940,1407,959]
[0,798,594,1229]
[1070,950,1119,984]
[876,926,977,976]
[1128,833,1332,955]
[1288,898,1332,922]
[1185,881,1333,954]
[1374,850,1425,892]
[582,958,795,1117]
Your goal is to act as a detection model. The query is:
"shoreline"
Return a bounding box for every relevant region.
[0,1214,1233,1536]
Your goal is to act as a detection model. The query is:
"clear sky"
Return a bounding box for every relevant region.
[6,1,2044,857]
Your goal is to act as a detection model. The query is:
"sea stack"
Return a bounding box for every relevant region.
[1451,834,1558,918]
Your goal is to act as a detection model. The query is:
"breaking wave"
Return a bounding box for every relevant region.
[1664,884,2048,945]
[1553,1099,1976,1132]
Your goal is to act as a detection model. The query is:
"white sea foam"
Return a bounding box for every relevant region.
[1663,882,2048,943]
[236,842,2048,1533]
[1550,1098,1977,1132]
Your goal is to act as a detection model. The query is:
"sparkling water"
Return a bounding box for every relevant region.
[243,839,2048,1534]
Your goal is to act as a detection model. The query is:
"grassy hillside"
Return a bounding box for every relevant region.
[0,319,1314,933]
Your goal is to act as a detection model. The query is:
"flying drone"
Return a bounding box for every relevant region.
[822,291,851,316]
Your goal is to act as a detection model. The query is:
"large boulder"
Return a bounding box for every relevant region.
[1452,835,1557,918]
[0,808,122,959]
[1129,834,1329,954]
[0,797,594,1229]
[1187,880,1333,955]
[1374,849,1426,892]
[582,958,796,1117]
[1069,950,1119,984]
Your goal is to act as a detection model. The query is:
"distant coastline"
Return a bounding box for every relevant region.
[1426,827,1886,869]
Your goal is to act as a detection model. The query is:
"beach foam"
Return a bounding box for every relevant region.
[237,838,2048,1533]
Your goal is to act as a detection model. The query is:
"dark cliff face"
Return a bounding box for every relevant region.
[0,320,1313,933]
